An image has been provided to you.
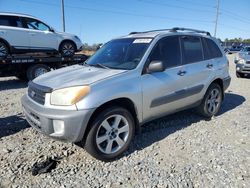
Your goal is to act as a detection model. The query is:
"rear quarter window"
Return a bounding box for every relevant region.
[205,38,223,58]
[0,15,22,27]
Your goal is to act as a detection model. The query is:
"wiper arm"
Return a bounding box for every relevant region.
[94,63,110,69]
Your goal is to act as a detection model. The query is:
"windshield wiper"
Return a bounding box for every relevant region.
[93,63,110,69]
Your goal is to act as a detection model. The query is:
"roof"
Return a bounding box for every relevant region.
[121,27,212,39]
[0,12,38,19]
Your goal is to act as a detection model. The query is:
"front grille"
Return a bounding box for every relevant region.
[246,61,250,64]
[28,81,52,105]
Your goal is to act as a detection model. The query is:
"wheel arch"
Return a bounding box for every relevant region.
[209,78,224,100]
[58,39,77,51]
[82,97,140,143]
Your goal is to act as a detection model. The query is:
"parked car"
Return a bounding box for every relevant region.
[235,55,250,78]
[239,46,250,55]
[234,46,250,63]
[22,27,231,161]
[229,45,242,53]
[0,12,83,58]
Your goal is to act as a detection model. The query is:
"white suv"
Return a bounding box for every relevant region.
[0,12,83,57]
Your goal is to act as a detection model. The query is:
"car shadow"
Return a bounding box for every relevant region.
[127,92,245,155]
[0,113,30,138]
[218,92,246,115]
[0,78,27,91]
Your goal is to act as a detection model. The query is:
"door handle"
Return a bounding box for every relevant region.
[206,63,213,69]
[29,33,36,36]
[177,70,187,76]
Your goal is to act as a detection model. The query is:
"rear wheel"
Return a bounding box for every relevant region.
[197,83,222,118]
[84,106,135,161]
[59,41,76,57]
[0,41,9,58]
[27,64,50,80]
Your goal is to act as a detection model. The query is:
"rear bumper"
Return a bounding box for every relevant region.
[223,76,231,91]
[21,94,95,142]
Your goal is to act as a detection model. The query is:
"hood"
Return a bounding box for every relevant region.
[33,65,126,90]
[55,31,76,38]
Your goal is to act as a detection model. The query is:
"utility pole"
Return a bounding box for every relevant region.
[214,0,220,37]
[61,0,65,32]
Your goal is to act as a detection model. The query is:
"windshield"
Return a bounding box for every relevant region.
[86,38,152,70]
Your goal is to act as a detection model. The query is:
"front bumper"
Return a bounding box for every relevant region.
[236,64,250,74]
[21,94,95,142]
[223,76,231,91]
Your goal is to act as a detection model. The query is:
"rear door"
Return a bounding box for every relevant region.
[179,35,213,105]
[21,17,58,51]
[0,15,30,49]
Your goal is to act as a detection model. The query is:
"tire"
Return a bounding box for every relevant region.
[59,41,76,57]
[26,64,50,80]
[0,41,9,58]
[84,106,135,161]
[197,83,223,118]
[236,72,244,78]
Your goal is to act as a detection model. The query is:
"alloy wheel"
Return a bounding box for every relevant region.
[206,88,221,114]
[62,43,75,56]
[96,115,130,154]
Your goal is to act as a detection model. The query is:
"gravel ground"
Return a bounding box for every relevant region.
[0,54,249,188]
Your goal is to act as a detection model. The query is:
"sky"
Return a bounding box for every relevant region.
[0,0,250,44]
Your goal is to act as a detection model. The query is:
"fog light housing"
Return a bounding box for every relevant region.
[52,120,65,135]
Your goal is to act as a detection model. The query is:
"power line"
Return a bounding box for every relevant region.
[221,8,250,23]
[137,0,216,13]
[174,0,216,8]
[20,0,213,23]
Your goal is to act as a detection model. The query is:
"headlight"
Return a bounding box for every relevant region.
[238,59,245,64]
[50,86,90,106]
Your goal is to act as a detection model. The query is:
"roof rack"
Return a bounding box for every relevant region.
[129,29,171,35]
[170,27,211,36]
[129,27,211,36]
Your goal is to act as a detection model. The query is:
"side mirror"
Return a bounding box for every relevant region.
[147,60,165,73]
[50,27,55,32]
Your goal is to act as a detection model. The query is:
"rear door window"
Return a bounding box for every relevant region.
[181,36,203,64]
[205,38,223,58]
[148,36,181,69]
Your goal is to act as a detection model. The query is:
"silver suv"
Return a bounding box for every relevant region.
[22,28,231,161]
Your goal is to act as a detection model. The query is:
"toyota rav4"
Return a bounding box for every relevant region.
[22,27,231,161]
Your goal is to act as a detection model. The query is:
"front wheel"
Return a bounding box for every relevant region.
[84,107,135,161]
[27,64,50,80]
[197,83,223,118]
[59,41,76,57]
